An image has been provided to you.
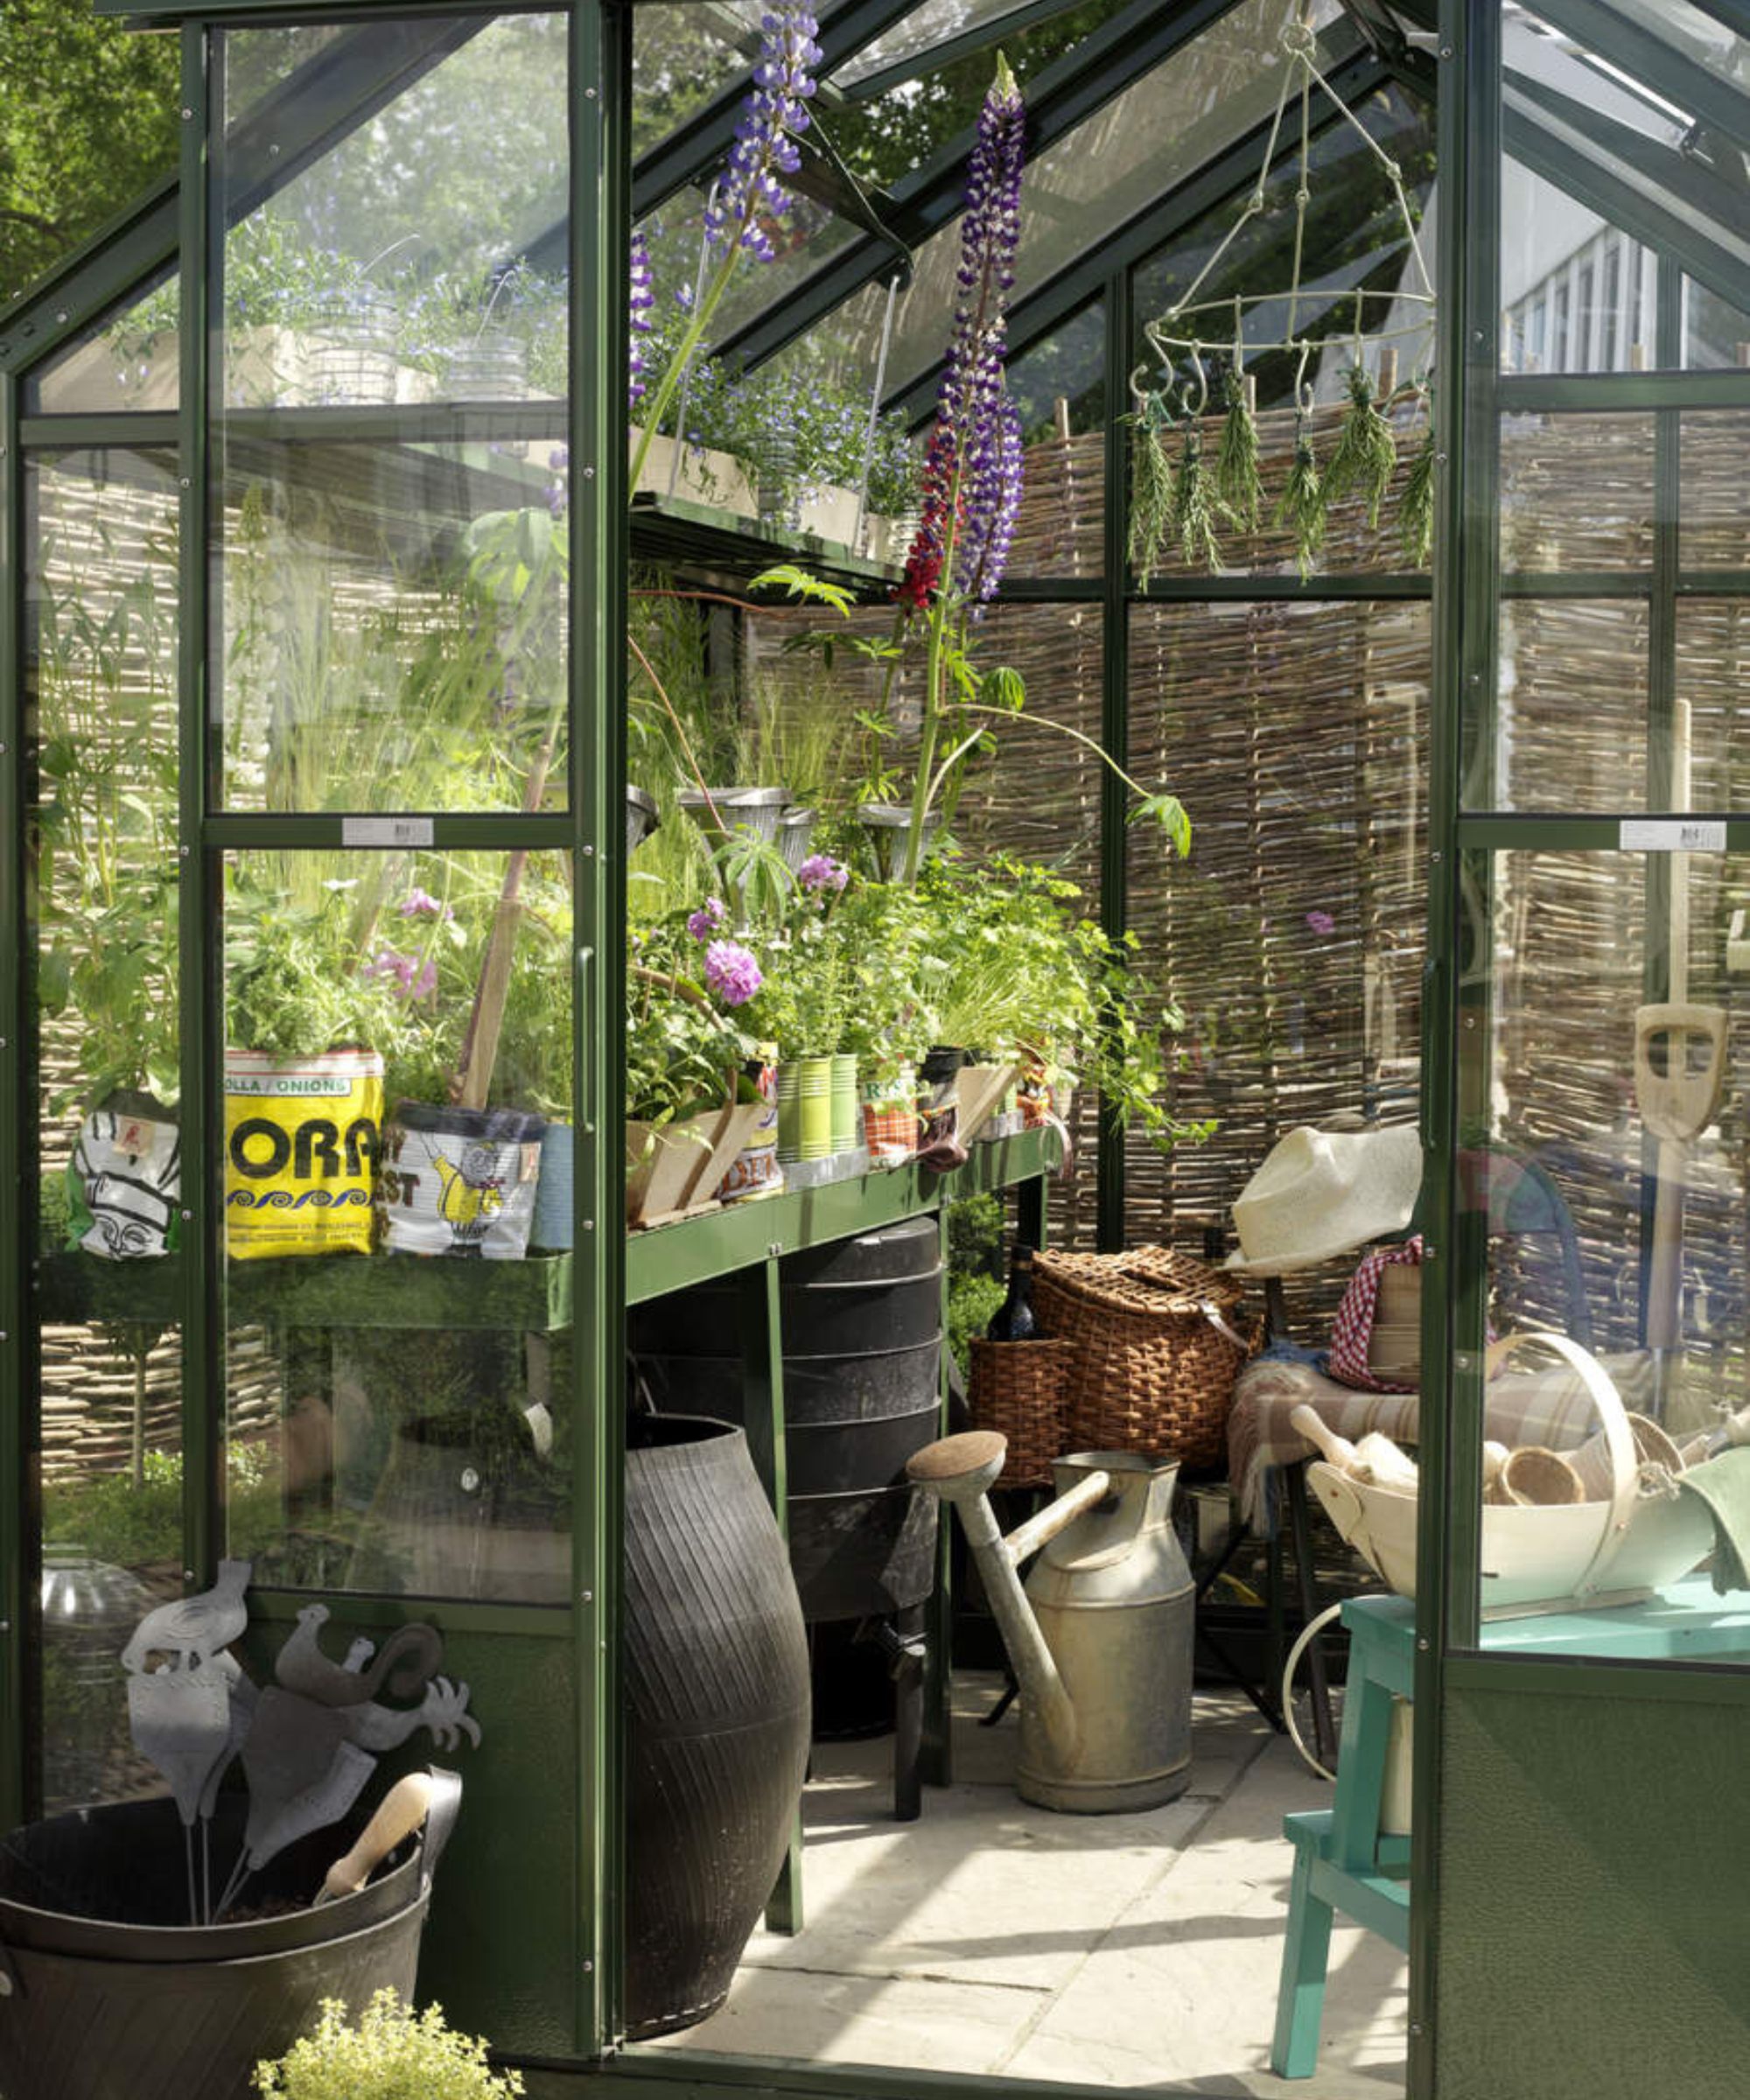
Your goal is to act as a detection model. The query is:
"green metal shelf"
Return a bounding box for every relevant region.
[624,1126,1061,1303]
[630,490,902,597]
[33,1128,1060,1329]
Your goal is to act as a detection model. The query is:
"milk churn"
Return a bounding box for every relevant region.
[907,1433,1194,1813]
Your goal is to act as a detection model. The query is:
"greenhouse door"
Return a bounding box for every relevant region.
[2,3,629,2064]
[1420,4,1750,2095]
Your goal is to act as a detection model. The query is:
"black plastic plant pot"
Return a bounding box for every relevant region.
[0,1784,455,2100]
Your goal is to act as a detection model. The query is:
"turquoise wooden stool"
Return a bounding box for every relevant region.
[1270,1595,1412,2079]
[1270,1583,1750,2078]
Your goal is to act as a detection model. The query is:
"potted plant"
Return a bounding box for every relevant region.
[626,913,766,1226]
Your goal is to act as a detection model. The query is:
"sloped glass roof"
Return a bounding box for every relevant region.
[734,0,1350,406]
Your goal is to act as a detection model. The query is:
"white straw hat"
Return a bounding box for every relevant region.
[1225,1124,1423,1277]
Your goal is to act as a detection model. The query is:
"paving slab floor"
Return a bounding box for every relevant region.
[644,1677,1409,2096]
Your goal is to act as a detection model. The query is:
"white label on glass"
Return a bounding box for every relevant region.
[1620,819,1726,852]
[341,816,434,847]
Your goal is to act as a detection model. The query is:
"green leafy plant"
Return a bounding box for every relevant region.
[226,869,403,1061]
[33,505,180,1109]
[626,915,762,1126]
[254,1990,523,2099]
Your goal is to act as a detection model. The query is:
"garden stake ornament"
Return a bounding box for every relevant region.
[1129,3,1436,579]
[118,1564,481,1925]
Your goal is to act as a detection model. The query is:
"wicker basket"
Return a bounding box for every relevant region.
[1031,1245,1254,1469]
[968,1338,1077,1489]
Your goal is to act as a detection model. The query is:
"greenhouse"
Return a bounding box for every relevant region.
[1,1,1748,2096]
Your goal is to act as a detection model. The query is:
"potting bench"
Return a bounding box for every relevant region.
[1272,1581,1750,2077]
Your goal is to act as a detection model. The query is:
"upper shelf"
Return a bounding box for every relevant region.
[36,1128,1060,1330]
[631,490,903,598]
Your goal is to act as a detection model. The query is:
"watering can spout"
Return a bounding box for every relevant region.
[906,1432,1109,1770]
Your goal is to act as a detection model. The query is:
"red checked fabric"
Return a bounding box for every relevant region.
[1328,1235,1423,1392]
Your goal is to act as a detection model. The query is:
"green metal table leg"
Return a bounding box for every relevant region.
[738,1258,803,1935]
[923,1219,952,1788]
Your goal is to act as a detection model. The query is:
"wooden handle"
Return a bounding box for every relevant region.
[1289,1404,1358,1470]
[318,1773,435,1901]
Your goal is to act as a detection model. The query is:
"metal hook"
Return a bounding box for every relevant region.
[1176,342,1208,421]
[1129,362,1154,411]
[1293,338,1316,419]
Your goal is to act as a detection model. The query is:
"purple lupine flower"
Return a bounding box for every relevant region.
[704,939,764,1005]
[628,229,654,407]
[899,423,958,612]
[704,8,822,263]
[916,54,1026,606]
[798,853,849,892]
[1305,910,1336,935]
[956,390,1024,605]
[398,888,453,920]
[687,896,729,940]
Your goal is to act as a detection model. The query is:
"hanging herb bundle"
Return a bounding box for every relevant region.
[1323,363,1398,532]
[1127,390,1175,582]
[1273,422,1326,579]
[1397,402,1437,568]
[1171,415,1222,573]
[1213,365,1263,536]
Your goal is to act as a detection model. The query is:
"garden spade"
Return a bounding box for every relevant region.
[311,1770,435,1906]
[1634,1000,1727,1410]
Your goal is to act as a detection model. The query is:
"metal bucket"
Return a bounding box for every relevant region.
[0,1790,449,2100]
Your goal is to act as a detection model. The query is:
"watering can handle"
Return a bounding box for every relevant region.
[1484,1331,1639,1595]
[419,1766,464,1895]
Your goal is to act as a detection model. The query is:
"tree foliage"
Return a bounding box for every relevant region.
[0,0,178,306]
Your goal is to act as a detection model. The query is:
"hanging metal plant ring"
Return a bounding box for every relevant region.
[1129,1,1436,578]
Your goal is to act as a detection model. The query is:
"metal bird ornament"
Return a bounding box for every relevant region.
[117,1569,481,1924]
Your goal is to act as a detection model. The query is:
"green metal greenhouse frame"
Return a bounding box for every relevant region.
[4,1,1750,2093]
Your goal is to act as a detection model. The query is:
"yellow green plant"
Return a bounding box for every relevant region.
[254,1990,523,2099]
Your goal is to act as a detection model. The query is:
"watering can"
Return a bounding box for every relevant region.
[906,1432,1194,1813]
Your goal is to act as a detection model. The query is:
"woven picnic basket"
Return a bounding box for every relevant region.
[968,1338,1077,1489]
[1032,1246,1256,1469]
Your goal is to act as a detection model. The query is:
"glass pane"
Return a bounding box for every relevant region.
[833,0,1128,92]
[216,16,567,410]
[1680,410,1750,568]
[1126,598,1427,1291]
[633,6,774,158]
[1465,844,1750,1656]
[1606,0,1750,88]
[26,270,179,415]
[1501,411,1656,570]
[1501,161,1658,375]
[1472,599,1650,813]
[215,436,570,812]
[221,848,574,1605]
[27,447,183,1810]
[1683,275,1750,372]
[1677,600,1750,810]
[1006,308,1105,579]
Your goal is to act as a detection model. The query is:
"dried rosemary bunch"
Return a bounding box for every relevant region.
[1214,365,1263,536]
[1323,362,1398,531]
[1397,402,1437,568]
[1273,421,1326,579]
[1172,415,1223,573]
[1127,391,1175,582]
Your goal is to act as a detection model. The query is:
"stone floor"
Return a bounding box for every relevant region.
[645,1678,1408,2096]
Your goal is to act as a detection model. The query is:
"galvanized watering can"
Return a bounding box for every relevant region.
[907,1431,1194,1812]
